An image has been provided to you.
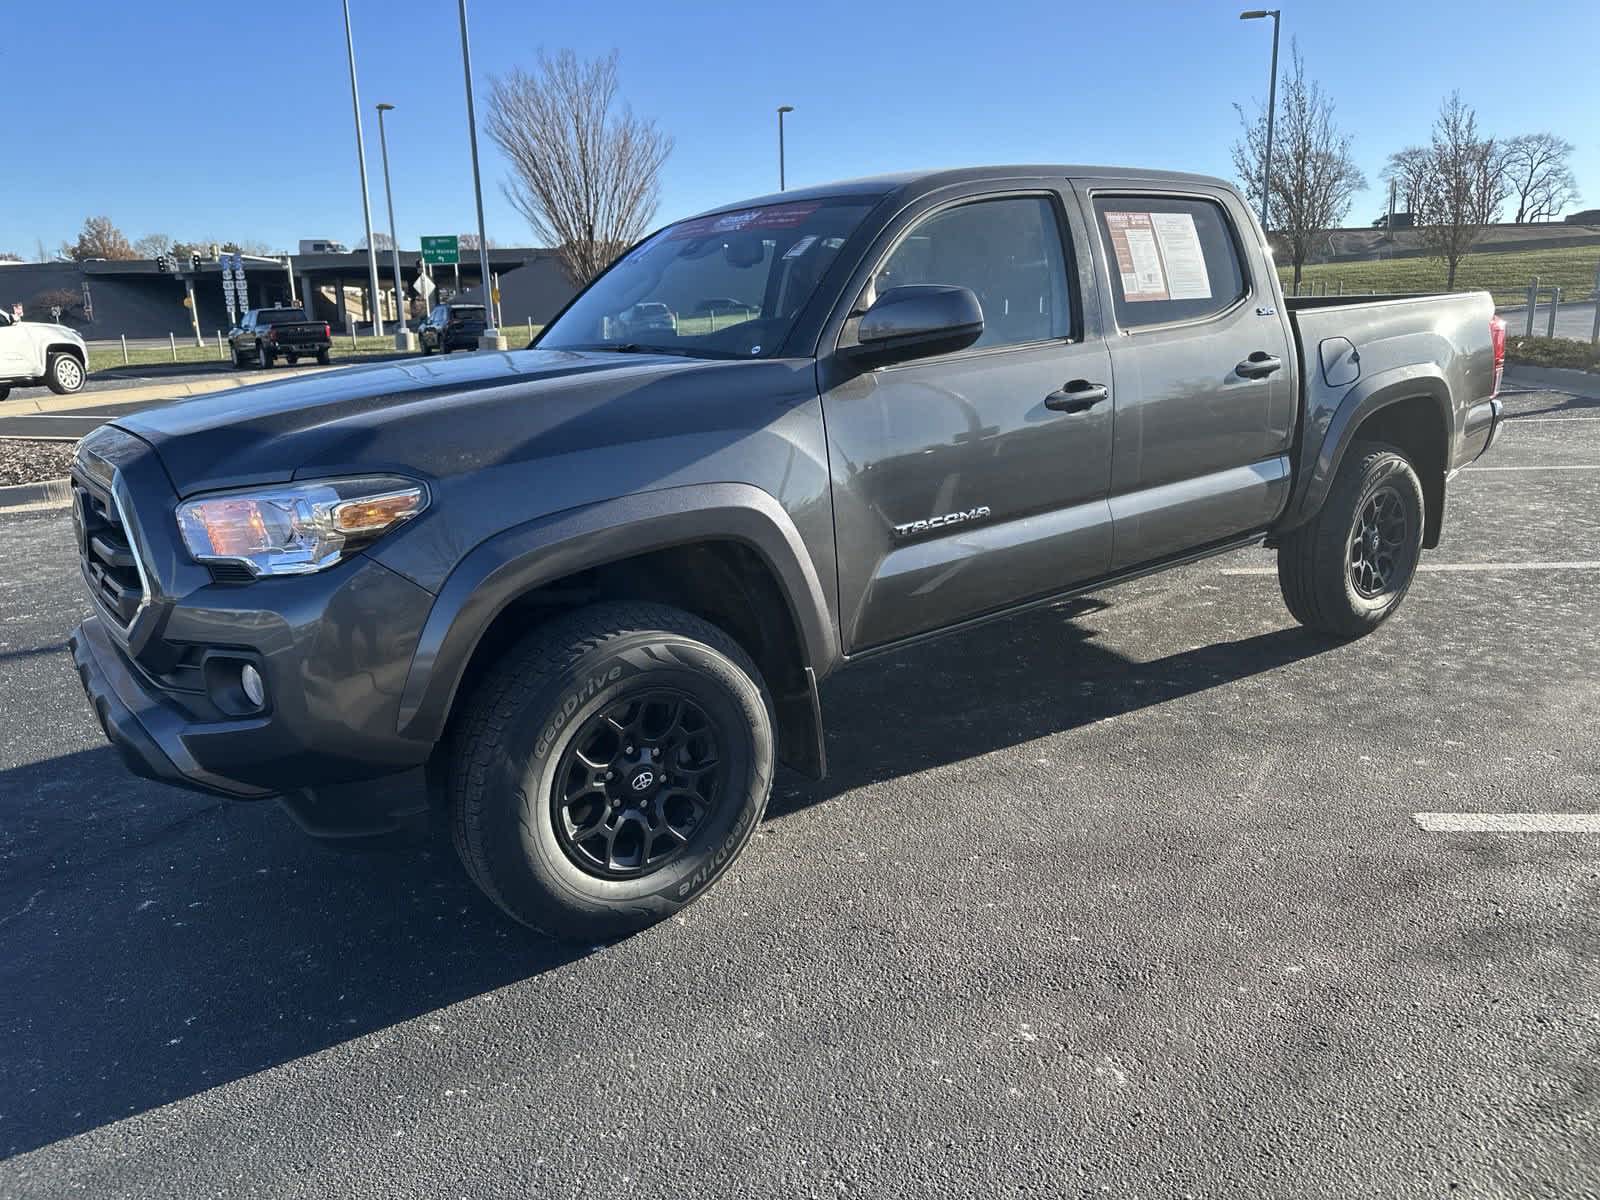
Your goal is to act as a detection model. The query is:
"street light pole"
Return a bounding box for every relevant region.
[1239,9,1281,231]
[342,0,385,337]
[456,0,505,350]
[375,104,415,351]
[777,105,794,191]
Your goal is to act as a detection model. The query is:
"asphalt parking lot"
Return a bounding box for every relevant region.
[1,381,1597,1198]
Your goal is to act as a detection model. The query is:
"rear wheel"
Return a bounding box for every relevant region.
[1277,441,1425,638]
[0,385,9,402]
[316,348,331,365]
[45,352,85,394]
[448,602,773,941]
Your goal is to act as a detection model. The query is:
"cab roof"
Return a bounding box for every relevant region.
[690,165,1233,220]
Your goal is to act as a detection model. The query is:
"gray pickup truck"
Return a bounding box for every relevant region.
[68,165,1506,940]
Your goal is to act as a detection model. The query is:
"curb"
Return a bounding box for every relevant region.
[1502,364,1600,399]
[0,477,71,513]
[0,364,337,419]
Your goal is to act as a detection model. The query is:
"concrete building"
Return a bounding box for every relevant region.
[0,249,577,341]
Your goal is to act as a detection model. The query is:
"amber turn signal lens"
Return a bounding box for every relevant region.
[332,490,424,534]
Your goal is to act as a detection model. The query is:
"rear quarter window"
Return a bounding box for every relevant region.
[1093,195,1247,329]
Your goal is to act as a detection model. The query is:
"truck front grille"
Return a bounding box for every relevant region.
[74,482,145,628]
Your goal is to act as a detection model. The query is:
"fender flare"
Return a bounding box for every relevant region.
[1278,363,1454,535]
[394,482,838,743]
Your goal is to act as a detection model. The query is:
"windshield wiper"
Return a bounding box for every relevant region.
[565,343,735,360]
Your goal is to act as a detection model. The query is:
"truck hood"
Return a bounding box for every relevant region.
[114,349,723,495]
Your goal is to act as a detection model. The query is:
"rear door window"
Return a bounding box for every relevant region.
[1092,195,1247,329]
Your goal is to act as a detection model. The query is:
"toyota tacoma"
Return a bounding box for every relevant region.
[68,166,1507,940]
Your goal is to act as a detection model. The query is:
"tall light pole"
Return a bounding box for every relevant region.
[375,104,414,351]
[342,0,384,337]
[777,105,794,192]
[1239,9,1281,231]
[456,0,504,350]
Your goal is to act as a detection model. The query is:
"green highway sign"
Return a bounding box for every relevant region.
[421,235,459,265]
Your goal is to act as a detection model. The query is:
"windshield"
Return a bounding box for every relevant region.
[537,197,874,359]
[258,309,310,325]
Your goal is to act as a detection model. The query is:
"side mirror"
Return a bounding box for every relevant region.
[845,284,983,366]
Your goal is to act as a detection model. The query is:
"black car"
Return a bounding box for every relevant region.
[228,308,332,369]
[418,303,487,354]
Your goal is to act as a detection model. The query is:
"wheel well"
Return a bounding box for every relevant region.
[1350,395,1448,548]
[46,342,85,364]
[444,539,821,779]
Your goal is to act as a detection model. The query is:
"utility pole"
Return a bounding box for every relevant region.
[1239,10,1281,230]
[376,103,415,350]
[342,0,385,337]
[777,105,794,191]
[457,0,505,350]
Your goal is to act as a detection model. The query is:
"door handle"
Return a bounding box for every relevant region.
[1044,380,1109,413]
[1235,351,1283,378]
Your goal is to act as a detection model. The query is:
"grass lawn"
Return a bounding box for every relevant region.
[1504,335,1599,373]
[1278,245,1600,305]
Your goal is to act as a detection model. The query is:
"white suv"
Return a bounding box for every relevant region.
[0,310,88,399]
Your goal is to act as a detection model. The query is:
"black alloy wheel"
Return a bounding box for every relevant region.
[552,690,727,878]
[1348,485,1412,599]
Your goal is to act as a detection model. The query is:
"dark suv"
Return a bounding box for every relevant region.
[68,165,1502,943]
[418,303,487,354]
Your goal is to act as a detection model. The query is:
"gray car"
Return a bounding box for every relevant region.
[68,165,1505,941]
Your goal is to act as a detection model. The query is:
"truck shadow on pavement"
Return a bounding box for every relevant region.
[0,599,1336,1158]
[770,597,1340,819]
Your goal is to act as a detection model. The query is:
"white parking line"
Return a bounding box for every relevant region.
[1221,561,1600,576]
[1465,465,1600,471]
[1414,813,1600,833]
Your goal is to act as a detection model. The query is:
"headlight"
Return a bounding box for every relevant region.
[176,476,428,577]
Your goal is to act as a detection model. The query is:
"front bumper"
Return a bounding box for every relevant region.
[70,615,273,799]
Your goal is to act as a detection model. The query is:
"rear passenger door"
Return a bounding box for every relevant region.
[1072,180,1296,570]
[819,185,1116,652]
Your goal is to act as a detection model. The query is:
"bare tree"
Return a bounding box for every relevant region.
[1231,43,1366,289]
[1380,146,1431,221]
[357,232,396,251]
[458,232,498,251]
[61,216,136,261]
[1500,133,1578,223]
[133,233,174,259]
[486,49,672,284]
[1414,92,1507,288]
[0,250,22,263]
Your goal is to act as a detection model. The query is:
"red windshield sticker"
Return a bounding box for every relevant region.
[665,202,822,240]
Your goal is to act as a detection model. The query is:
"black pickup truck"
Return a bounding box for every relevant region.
[69,166,1505,941]
[228,307,333,369]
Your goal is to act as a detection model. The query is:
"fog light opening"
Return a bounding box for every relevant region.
[240,663,265,709]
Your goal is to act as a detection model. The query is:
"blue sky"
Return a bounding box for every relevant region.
[2,0,1595,256]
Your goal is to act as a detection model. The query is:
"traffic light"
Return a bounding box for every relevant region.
[191,252,202,272]
[154,253,171,274]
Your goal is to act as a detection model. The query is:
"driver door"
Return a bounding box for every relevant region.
[819,188,1116,652]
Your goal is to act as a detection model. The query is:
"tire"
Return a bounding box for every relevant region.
[287,354,299,365]
[0,385,9,402]
[45,351,85,395]
[448,602,774,941]
[230,345,244,369]
[422,337,435,356]
[1277,441,1425,638]
[257,341,274,369]
[316,348,331,365]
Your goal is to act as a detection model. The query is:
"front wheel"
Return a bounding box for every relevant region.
[45,352,85,394]
[257,342,274,369]
[1277,441,1425,638]
[448,602,774,941]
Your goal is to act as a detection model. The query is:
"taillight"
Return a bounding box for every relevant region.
[323,323,331,339]
[1489,314,1506,397]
